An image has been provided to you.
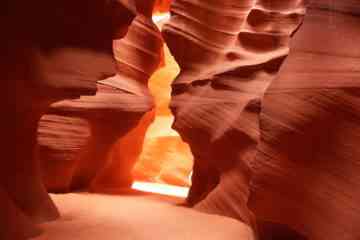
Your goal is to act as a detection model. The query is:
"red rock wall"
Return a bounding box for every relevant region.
[3,0,136,238]
[38,1,163,193]
[162,0,308,227]
[249,5,360,240]
[154,0,171,13]
[163,0,360,239]
[0,187,41,240]
[5,0,360,239]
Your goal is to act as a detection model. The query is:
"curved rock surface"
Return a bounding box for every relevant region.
[34,193,255,240]
[38,0,163,193]
[4,0,136,238]
[6,0,360,239]
[249,5,360,240]
[163,0,308,228]
[0,187,41,240]
[164,0,360,239]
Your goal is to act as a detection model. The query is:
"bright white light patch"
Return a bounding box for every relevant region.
[152,13,171,24]
[132,181,189,198]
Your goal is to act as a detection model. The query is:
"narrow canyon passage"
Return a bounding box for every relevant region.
[131,12,194,197]
[32,15,251,240]
[5,0,360,239]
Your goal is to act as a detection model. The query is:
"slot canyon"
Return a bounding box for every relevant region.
[4,0,360,239]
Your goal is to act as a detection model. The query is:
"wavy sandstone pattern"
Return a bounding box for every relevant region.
[6,0,360,239]
[249,4,360,240]
[3,0,136,238]
[165,0,360,239]
[38,1,163,193]
[163,0,308,227]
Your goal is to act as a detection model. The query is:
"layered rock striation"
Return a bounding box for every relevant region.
[38,0,163,193]
[4,0,136,238]
[163,0,308,227]
[249,3,360,240]
[6,0,360,239]
[164,0,360,239]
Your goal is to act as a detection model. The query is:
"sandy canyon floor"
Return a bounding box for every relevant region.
[32,192,254,240]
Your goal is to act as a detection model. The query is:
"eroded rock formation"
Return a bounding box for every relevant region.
[163,0,308,227]
[4,0,136,238]
[5,0,360,239]
[163,0,360,239]
[249,4,360,240]
[37,0,163,193]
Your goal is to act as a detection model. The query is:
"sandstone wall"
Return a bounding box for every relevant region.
[249,5,360,240]
[163,0,359,239]
[3,0,136,238]
[37,0,164,193]
[162,0,307,228]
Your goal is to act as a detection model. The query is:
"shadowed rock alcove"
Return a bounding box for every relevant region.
[4,0,360,240]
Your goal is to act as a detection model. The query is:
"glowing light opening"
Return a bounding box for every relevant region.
[152,13,171,23]
[132,181,189,198]
[131,12,191,198]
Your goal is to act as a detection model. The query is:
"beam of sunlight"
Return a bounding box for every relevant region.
[132,181,189,198]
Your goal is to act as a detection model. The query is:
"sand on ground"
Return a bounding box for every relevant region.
[32,193,254,240]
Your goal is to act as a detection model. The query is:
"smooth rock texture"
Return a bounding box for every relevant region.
[162,0,307,228]
[38,0,163,193]
[248,6,360,240]
[38,115,91,192]
[155,0,171,13]
[0,187,41,240]
[32,193,255,240]
[5,0,136,238]
[6,0,360,239]
[163,0,360,239]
